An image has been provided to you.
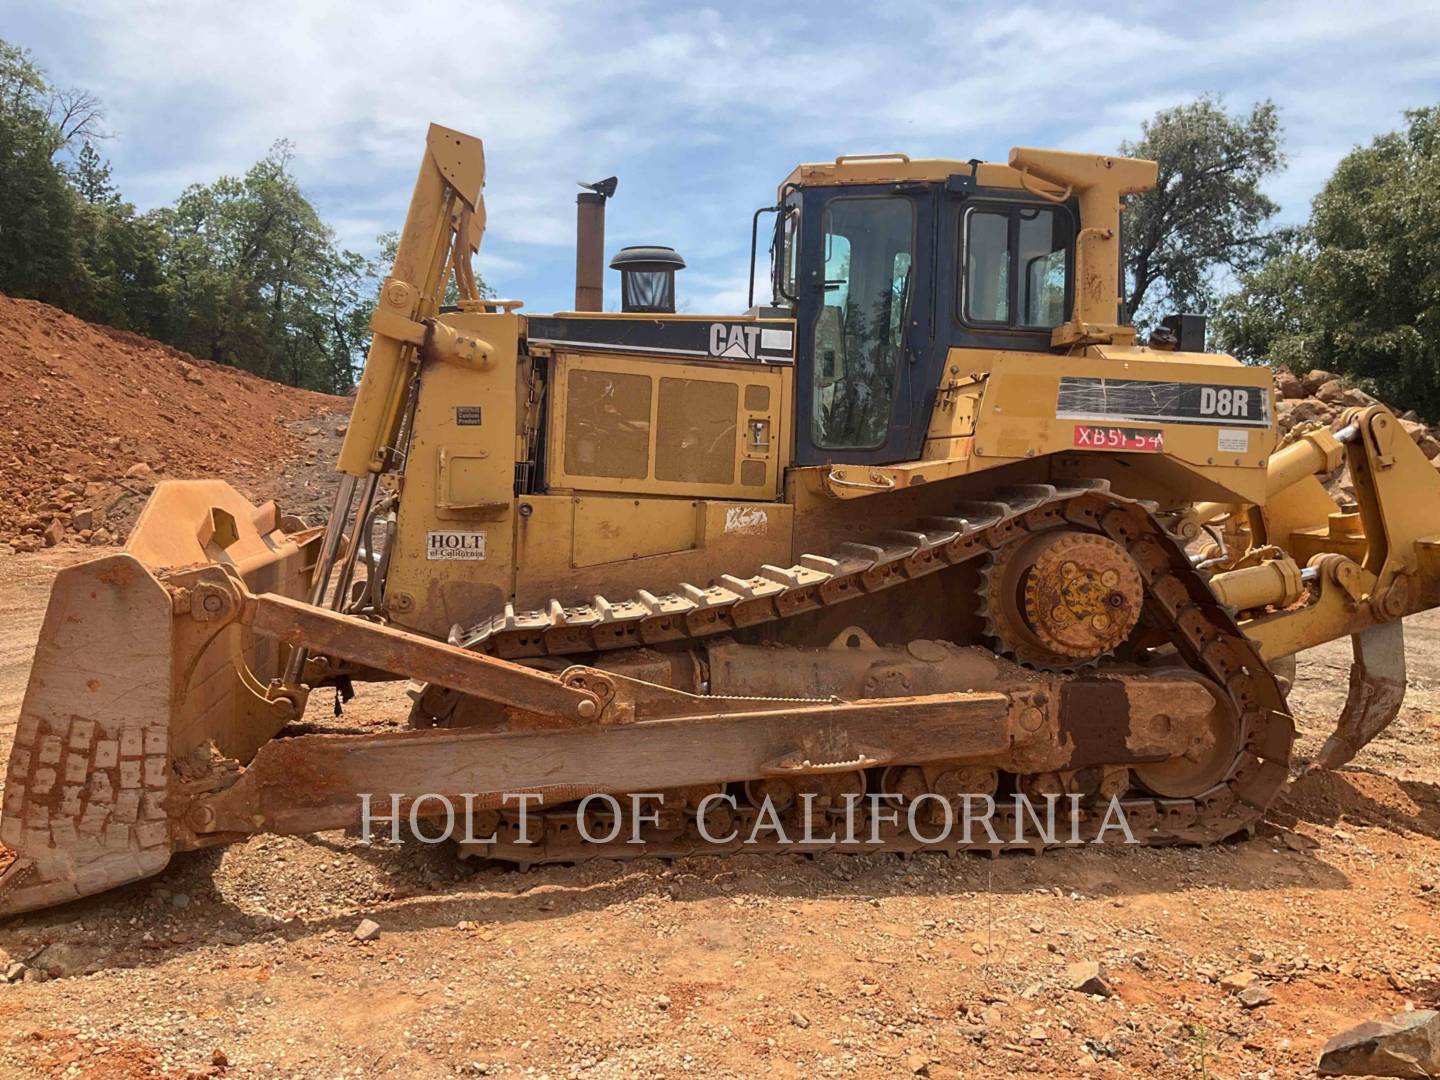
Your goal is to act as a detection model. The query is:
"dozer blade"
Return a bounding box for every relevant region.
[1313,620,1409,771]
[0,481,318,916]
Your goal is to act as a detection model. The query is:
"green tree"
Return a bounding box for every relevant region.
[1215,107,1440,415]
[71,140,116,204]
[1121,98,1285,328]
[0,38,165,333]
[0,40,83,304]
[155,142,375,393]
[0,34,490,395]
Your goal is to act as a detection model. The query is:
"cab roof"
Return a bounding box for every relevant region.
[779,155,1067,198]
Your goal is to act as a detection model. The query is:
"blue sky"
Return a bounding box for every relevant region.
[5,0,1440,314]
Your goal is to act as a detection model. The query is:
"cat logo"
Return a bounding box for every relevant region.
[708,323,761,360]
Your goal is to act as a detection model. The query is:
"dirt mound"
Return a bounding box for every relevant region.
[1274,767,1440,839]
[0,294,347,550]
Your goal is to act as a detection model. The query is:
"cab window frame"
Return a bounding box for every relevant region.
[957,199,1076,334]
[808,193,918,452]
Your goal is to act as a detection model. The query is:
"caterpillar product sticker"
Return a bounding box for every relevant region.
[1057,377,1270,428]
[1216,428,1250,453]
[427,531,486,561]
[455,405,482,426]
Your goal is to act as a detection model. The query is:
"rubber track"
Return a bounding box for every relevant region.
[430,481,1294,860]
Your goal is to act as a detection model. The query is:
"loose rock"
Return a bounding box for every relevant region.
[1065,960,1113,997]
[1220,970,1258,993]
[1238,983,1274,1008]
[1318,1009,1440,1077]
[1303,368,1340,394]
[354,918,381,942]
[1274,369,1304,399]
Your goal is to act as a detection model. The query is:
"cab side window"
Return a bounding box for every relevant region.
[961,203,1072,330]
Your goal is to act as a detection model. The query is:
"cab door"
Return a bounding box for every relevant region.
[792,183,940,467]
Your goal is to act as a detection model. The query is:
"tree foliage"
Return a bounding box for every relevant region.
[0,40,83,305]
[1215,107,1440,416]
[1121,97,1285,328]
[0,36,490,394]
[153,142,368,390]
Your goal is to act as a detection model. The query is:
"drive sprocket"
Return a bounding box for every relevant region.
[982,528,1144,670]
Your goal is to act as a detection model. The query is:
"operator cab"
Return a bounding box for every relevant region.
[755,154,1082,467]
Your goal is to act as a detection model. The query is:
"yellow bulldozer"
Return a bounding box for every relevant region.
[3,124,1438,915]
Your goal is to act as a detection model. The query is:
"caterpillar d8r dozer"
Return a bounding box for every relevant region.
[5,123,1440,916]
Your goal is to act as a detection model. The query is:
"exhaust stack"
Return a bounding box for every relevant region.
[574,176,617,311]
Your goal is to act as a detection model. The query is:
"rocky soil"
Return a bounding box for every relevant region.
[0,621,1437,1080]
[0,295,348,551]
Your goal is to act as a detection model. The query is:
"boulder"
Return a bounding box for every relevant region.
[1282,399,1334,427]
[1398,420,1440,460]
[33,941,102,977]
[1304,368,1340,394]
[1342,387,1377,408]
[1316,379,1347,405]
[1238,983,1274,1008]
[1274,369,1305,399]
[1318,1009,1440,1077]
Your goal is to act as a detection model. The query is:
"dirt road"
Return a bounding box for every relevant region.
[1,555,1438,1079]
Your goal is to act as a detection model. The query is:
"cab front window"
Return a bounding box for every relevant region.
[811,197,914,450]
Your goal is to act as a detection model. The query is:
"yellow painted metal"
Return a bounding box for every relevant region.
[1209,557,1305,613]
[382,311,521,636]
[512,493,794,610]
[338,124,486,477]
[1240,406,1440,658]
[1178,426,1346,545]
[780,157,1065,196]
[571,496,700,567]
[1007,148,1157,347]
[819,455,975,499]
[1267,426,1345,493]
[0,481,318,914]
[545,350,788,501]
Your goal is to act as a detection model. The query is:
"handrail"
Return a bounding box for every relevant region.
[1017,167,1072,204]
[834,152,912,165]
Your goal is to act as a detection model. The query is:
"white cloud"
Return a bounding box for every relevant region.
[5,0,1439,313]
